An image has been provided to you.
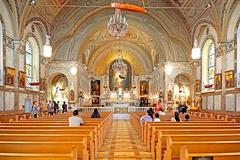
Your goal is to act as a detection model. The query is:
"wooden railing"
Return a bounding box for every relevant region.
[78,107,155,113]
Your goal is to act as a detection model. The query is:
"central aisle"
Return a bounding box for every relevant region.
[98,120,153,160]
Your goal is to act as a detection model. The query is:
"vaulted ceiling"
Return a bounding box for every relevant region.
[15,0,221,75]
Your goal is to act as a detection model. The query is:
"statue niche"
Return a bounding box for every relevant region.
[109,59,132,91]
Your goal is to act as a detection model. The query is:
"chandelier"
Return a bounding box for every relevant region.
[107,8,128,37]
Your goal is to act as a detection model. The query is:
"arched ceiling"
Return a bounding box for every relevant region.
[17,0,217,75]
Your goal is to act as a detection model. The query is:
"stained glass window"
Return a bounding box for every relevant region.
[208,42,215,85]
[25,41,32,86]
[0,20,3,86]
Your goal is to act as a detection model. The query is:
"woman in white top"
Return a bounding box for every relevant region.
[154,113,161,122]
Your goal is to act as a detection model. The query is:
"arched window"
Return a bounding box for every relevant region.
[0,19,3,86]
[237,24,240,88]
[202,39,215,90]
[25,37,39,88]
[25,41,33,85]
[208,43,215,85]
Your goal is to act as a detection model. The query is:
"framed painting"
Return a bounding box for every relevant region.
[91,80,100,95]
[40,78,46,91]
[140,80,149,96]
[195,80,201,92]
[5,67,15,86]
[225,70,234,88]
[214,73,222,90]
[18,71,26,88]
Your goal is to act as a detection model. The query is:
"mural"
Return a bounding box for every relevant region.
[49,74,68,103]
[140,80,149,96]
[174,74,191,103]
[91,80,100,95]
[109,59,132,91]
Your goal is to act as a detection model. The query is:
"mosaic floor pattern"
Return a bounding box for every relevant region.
[97,120,153,160]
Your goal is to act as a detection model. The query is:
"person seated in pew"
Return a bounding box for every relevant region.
[148,108,154,119]
[31,101,39,118]
[183,114,190,121]
[68,110,84,126]
[173,111,181,122]
[154,113,161,122]
[91,108,101,118]
[140,110,153,124]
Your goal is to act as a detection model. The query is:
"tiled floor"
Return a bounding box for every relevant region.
[97,120,153,160]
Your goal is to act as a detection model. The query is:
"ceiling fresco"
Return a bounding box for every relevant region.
[13,0,221,75]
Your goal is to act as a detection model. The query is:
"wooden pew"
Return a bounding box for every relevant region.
[0,123,102,144]
[180,145,240,160]
[145,122,238,145]
[156,133,240,160]
[0,111,113,160]
[147,124,240,151]
[0,140,88,160]
[0,127,97,160]
[164,137,240,160]
[0,133,95,160]
[152,128,240,160]
[0,147,77,160]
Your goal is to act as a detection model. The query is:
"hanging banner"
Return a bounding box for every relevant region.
[237,25,240,88]
[0,22,3,86]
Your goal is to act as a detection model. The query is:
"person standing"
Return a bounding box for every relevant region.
[53,101,59,114]
[69,110,84,126]
[31,101,39,118]
[47,100,54,115]
[155,100,163,112]
[62,101,68,113]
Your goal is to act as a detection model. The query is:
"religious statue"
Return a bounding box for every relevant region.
[167,90,173,101]
[69,90,75,102]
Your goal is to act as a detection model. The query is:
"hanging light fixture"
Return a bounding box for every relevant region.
[107,8,128,38]
[192,39,201,60]
[70,66,78,75]
[43,35,52,58]
[30,0,37,5]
